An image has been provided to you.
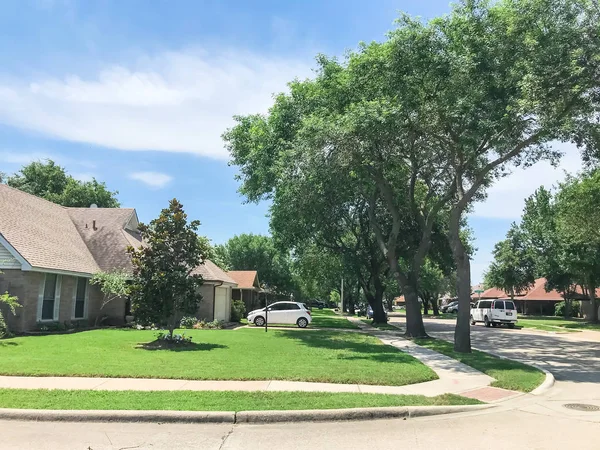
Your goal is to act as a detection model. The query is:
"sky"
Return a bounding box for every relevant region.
[0,0,585,284]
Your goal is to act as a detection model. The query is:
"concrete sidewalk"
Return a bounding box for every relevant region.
[347,317,520,402]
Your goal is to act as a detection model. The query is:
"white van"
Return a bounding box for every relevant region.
[471,299,517,328]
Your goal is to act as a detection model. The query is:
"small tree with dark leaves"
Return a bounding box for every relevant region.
[127,199,205,339]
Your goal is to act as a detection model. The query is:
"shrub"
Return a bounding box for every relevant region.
[179,316,198,329]
[155,331,192,344]
[0,311,9,338]
[230,300,246,322]
[192,319,224,329]
[555,301,581,318]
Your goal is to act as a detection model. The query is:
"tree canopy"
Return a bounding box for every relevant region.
[5,160,120,207]
[224,0,600,350]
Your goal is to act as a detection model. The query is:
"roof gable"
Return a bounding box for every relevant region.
[228,270,259,289]
[191,260,237,284]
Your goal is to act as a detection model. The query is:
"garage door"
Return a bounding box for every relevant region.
[214,287,230,321]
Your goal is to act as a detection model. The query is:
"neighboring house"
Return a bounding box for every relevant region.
[0,185,236,332]
[228,270,262,313]
[478,277,600,317]
[191,261,237,322]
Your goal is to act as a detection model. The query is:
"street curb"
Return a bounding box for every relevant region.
[0,404,495,424]
[471,346,555,396]
[0,409,236,423]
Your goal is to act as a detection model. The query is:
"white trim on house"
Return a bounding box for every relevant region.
[26,266,94,278]
[0,233,31,270]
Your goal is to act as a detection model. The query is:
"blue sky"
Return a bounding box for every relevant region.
[0,0,583,283]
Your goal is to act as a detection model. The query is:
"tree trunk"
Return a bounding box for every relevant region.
[349,296,356,315]
[431,296,440,316]
[422,296,429,315]
[168,315,177,340]
[403,286,427,338]
[385,296,394,312]
[449,209,471,353]
[588,282,598,323]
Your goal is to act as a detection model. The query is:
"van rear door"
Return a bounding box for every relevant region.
[504,300,517,321]
[492,300,506,321]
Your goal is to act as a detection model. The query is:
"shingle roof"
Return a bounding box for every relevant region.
[191,260,237,284]
[228,270,259,290]
[521,278,564,301]
[67,208,143,272]
[0,184,100,275]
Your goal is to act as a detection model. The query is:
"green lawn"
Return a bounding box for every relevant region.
[361,320,400,331]
[309,309,359,329]
[518,316,600,333]
[414,338,545,392]
[0,389,480,411]
[0,328,436,386]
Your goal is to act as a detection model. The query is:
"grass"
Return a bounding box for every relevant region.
[309,309,359,329]
[414,338,545,393]
[518,315,600,333]
[0,389,480,411]
[0,328,436,386]
[361,320,400,331]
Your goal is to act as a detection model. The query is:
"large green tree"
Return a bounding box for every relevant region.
[484,224,536,301]
[215,234,295,296]
[555,171,600,322]
[5,160,120,207]
[127,199,205,338]
[376,0,600,351]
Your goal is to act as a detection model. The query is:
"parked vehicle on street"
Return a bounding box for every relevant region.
[247,301,312,328]
[441,301,458,313]
[366,305,388,321]
[470,299,517,328]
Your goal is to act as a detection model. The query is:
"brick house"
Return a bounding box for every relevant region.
[0,185,236,332]
[228,270,262,313]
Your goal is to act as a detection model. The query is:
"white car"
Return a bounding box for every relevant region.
[247,301,312,328]
[471,299,517,328]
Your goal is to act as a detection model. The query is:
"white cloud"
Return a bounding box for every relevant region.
[129,171,173,188]
[471,142,584,220]
[0,50,313,159]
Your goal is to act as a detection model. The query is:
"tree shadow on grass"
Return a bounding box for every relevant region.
[275,330,417,364]
[136,341,228,352]
[0,341,18,347]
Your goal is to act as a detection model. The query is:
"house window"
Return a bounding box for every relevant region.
[41,274,58,320]
[74,277,87,319]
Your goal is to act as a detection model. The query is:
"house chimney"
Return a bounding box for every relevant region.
[92,220,97,231]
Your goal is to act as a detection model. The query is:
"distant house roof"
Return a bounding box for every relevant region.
[67,207,143,273]
[521,278,565,301]
[191,260,237,285]
[228,270,260,290]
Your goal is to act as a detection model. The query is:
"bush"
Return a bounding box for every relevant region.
[179,316,198,329]
[555,301,581,318]
[230,300,246,323]
[193,319,224,329]
[0,311,9,338]
[155,331,192,344]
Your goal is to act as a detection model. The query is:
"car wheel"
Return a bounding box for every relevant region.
[508,323,515,329]
[297,317,308,328]
[484,316,491,328]
[470,315,476,326]
[254,316,265,327]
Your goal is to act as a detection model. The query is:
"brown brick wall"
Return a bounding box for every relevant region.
[0,270,127,332]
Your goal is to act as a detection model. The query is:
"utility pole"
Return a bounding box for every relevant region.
[341,277,344,312]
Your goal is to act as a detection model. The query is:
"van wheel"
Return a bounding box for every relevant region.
[508,323,515,329]
[484,316,491,328]
[470,315,476,326]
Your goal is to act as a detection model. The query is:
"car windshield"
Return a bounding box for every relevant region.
[505,301,516,310]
